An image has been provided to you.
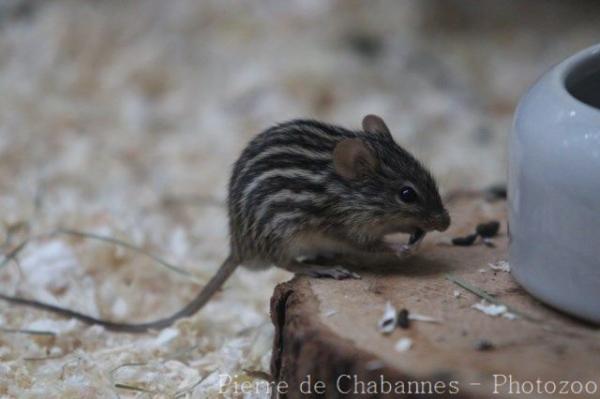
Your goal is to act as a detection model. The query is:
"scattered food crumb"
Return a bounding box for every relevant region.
[395,338,413,352]
[323,309,337,317]
[472,300,507,316]
[452,233,478,246]
[488,260,511,273]
[408,313,441,323]
[453,290,461,298]
[472,300,517,320]
[476,221,501,238]
[479,268,487,273]
[475,339,495,351]
[398,309,410,329]
[365,360,384,371]
[378,301,397,334]
[503,312,517,320]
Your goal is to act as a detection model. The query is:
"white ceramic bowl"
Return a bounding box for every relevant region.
[509,43,600,324]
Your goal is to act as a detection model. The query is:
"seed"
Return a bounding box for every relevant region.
[484,184,507,201]
[452,233,478,246]
[398,308,410,329]
[476,221,500,238]
[475,339,495,351]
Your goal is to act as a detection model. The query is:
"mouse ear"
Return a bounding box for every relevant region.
[333,138,378,180]
[362,114,392,137]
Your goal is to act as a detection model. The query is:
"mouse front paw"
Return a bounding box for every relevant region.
[394,244,418,257]
[383,231,426,259]
[386,238,424,258]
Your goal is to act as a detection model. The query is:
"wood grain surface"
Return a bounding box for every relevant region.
[270,193,600,398]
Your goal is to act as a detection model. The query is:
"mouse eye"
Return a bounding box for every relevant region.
[398,186,417,204]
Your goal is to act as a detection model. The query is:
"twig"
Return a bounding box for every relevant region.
[446,274,496,302]
[0,239,28,269]
[110,362,148,378]
[0,327,55,336]
[24,353,67,361]
[1,228,197,280]
[111,363,154,396]
[55,228,195,279]
[0,228,201,332]
[114,383,153,394]
[446,274,539,322]
[243,369,272,381]
[2,221,30,247]
[175,376,207,398]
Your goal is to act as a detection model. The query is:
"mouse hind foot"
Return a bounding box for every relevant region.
[304,265,361,280]
[287,261,361,280]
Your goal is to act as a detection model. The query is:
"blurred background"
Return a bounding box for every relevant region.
[0,1,599,397]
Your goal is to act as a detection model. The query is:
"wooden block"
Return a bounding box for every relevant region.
[270,193,600,398]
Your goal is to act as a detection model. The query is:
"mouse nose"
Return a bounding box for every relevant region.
[434,211,451,232]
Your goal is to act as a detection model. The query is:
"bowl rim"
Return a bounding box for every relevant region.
[552,43,600,118]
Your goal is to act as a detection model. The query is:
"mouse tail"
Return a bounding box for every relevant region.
[0,256,239,333]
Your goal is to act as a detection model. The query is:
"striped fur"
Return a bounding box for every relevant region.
[227,119,448,267]
[0,117,449,332]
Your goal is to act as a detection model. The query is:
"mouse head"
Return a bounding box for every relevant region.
[332,114,450,242]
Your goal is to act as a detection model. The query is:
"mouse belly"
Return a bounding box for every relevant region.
[285,231,364,262]
[237,231,355,271]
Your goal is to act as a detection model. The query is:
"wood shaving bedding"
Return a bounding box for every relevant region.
[0,0,594,397]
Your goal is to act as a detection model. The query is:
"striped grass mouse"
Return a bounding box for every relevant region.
[0,114,450,332]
